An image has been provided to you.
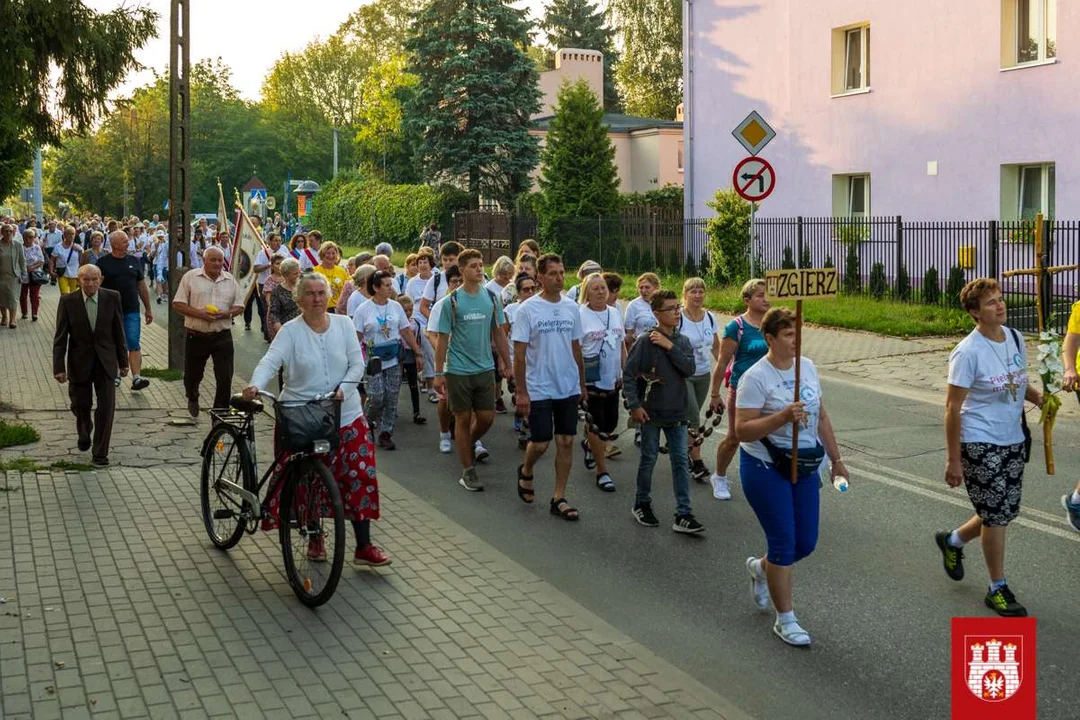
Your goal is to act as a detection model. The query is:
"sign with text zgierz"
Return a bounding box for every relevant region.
[765,268,839,301]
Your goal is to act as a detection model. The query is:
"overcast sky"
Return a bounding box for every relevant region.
[88,0,550,102]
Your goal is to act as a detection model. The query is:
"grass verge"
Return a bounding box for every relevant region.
[0,457,96,473]
[140,367,184,381]
[0,420,40,448]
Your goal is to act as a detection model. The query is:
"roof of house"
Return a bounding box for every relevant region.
[532,113,683,133]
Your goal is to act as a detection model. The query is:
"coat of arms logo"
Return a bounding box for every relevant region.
[965,636,1023,702]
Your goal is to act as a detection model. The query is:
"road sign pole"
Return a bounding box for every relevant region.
[749,204,756,278]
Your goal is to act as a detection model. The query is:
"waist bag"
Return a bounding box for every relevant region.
[759,436,825,477]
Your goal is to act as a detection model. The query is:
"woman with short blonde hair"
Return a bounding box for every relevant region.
[313,242,349,310]
[680,277,720,482]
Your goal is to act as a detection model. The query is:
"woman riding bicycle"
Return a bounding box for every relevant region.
[242,272,392,567]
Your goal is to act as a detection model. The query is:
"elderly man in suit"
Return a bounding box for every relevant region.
[53,264,129,467]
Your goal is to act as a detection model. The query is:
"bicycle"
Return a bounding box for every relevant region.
[198,390,345,608]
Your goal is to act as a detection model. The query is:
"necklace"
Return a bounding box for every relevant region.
[375,301,392,338]
[588,305,618,351]
[978,331,1020,402]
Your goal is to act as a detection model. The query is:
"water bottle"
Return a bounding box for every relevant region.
[832,475,849,493]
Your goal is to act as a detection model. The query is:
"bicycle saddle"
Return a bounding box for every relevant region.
[229,393,264,414]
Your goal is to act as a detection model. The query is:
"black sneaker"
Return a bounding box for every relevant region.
[985,584,1028,617]
[632,504,659,527]
[934,531,965,581]
[132,377,150,391]
[691,461,710,484]
[673,514,705,534]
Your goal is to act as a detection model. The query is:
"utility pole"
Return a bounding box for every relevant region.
[333,128,339,177]
[168,0,192,370]
[33,148,44,218]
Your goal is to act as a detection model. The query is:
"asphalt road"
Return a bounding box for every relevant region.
[178,322,1080,720]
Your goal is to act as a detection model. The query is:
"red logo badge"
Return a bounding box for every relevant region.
[952,617,1036,719]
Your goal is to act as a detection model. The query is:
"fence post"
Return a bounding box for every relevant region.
[598,215,603,266]
[988,220,999,280]
[895,215,903,298]
[796,216,804,268]
[1042,216,1053,330]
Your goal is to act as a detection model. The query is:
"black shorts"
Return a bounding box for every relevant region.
[585,387,619,435]
[528,395,580,443]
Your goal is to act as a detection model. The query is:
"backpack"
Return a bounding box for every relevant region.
[448,287,500,334]
[431,269,442,298]
[722,315,745,387]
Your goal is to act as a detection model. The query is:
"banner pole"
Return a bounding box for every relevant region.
[790,299,802,483]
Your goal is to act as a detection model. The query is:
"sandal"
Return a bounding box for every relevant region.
[413,413,427,425]
[581,438,596,470]
[516,464,534,504]
[549,497,579,521]
[595,473,615,492]
[773,619,812,647]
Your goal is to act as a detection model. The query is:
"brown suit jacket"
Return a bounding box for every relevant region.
[53,288,129,383]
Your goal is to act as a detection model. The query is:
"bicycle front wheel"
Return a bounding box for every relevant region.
[279,458,345,607]
[200,423,255,550]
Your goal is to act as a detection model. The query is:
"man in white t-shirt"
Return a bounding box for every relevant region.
[419,241,461,323]
[246,232,286,341]
[512,253,586,520]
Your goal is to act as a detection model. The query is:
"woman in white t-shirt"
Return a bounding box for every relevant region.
[354,270,422,451]
[406,254,436,397]
[622,272,660,349]
[938,278,1042,619]
[504,272,538,442]
[680,277,721,483]
[578,273,625,491]
[735,307,847,648]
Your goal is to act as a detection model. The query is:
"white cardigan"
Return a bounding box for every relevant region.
[250,314,366,426]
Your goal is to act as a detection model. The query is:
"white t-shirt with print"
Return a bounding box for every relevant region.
[948,328,1027,446]
[353,299,409,369]
[346,291,368,319]
[579,304,625,391]
[511,295,584,401]
[623,296,655,338]
[406,274,432,328]
[426,294,450,340]
[503,301,521,363]
[737,357,824,469]
[680,311,718,377]
[51,243,84,278]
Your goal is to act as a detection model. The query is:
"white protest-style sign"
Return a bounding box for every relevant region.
[733,156,776,203]
[732,110,776,156]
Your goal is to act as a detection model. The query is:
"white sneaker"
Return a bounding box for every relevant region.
[439,435,452,454]
[473,440,489,463]
[773,618,812,647]
[746,557,770,611]
[711,474,732,501]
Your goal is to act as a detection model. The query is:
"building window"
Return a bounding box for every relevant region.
[1001,0,1056,68]
[832,24,870,95]
[1000,163,1055,219]
[832,174,871,217]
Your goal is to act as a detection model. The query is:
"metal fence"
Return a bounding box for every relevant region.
[753,216,1080,333]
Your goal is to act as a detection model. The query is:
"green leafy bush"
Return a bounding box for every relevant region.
[620,185,683,212]
[946,266,967,308]
[667,246,681,273]
[310,178,469,250]
[869,262,888,299]
[0,420,39,448]
[895,264,911,301]
[824,255,834,268]
[626,244,640,273]
[922,267,941,304]
[683,251,697,277]
[781,246,796,269]
[799,245,812,269]
[843,243,861,293]
[515,191,544,217]
[639,249,654,273]
[705,189,753,284]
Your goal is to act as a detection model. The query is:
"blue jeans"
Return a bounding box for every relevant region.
[635,422,692,516]
[740,450,820,566]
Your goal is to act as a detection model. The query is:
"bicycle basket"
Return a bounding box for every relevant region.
[275,397,341,453]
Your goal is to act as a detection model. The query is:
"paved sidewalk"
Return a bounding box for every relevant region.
[2,286,749,718]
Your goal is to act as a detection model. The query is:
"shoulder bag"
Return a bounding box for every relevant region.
[1007,327,1032,463]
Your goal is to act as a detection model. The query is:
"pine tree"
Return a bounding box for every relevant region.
[538,79,621,246]
[541,0,621,111]
[405,0,541,209]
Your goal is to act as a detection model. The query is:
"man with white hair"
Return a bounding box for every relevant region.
[97,231,154,390]
[172,245,244,417]
[375,242,394,258]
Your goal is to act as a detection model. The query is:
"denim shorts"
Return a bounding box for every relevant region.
[123,312,141,352]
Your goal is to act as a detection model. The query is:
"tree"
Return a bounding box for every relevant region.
[705,189,753,283]
[539,80,620,217]
[354,55,421,184]
[607,0,682,119]
[0,0,157,198]
[541,0,621,111]
[405,0,542,209]
[339,0,426,64]
[261,34,370,130]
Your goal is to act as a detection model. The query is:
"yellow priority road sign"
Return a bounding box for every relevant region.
[765,268,839,301]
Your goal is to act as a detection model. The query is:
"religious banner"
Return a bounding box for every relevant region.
[230,202,267,303]
[216,181,231,239]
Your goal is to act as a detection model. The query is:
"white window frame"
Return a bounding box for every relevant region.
[844,26,870,91]
[847,174,870,216]
[1015,0,1055,65]
[1017,163,1055,219]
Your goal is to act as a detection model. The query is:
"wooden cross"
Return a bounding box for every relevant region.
[1000,212,1077,475]
[1001,213,1078,334]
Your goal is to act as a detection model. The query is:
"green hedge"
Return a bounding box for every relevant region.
[310,178,469,250]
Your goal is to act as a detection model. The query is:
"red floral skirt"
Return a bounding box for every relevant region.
[262,415,381,530]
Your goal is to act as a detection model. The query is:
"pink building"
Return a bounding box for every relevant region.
[684,0,1074,220]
